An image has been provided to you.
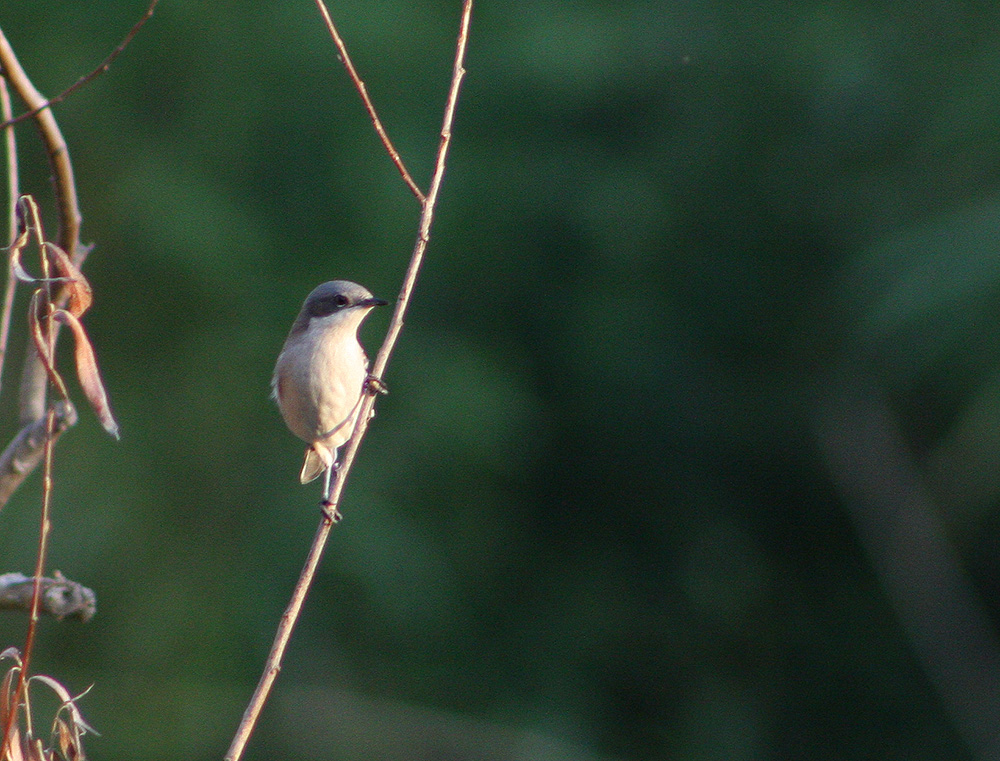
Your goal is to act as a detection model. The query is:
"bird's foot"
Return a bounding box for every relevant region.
[319,499,343,523]
[364,374,389,396]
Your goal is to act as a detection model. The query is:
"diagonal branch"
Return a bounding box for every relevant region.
[0,0,159,132]
[0,26,81,261]
[817,378,1000,761]
[0,27,91,509]
[313,0,426,203]
[0,400,76,510]
[223,3,472,759]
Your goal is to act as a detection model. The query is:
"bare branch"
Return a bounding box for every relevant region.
[0,76,19,400]
[0,0,160,132]
[0,572,95,622]
[0,400,76,511]
[2,403,57,760]
[0,29,95,503]
[817,379,1000,761]
[224,3,472,759]
[0,79,14,237]
[0,27,81,260]
[313,0,426,203]
[366,0,471,385]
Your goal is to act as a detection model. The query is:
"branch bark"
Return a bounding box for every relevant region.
[0,27,81,261]
[224,3,472,759]
[0,571,95,622]
[0,26,87,509]
[0,76,18,400]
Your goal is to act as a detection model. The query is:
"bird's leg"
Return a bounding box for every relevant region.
[363,374,389,396]
[319,462,342,522]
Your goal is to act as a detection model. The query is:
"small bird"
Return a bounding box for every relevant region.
[272,280,388,504]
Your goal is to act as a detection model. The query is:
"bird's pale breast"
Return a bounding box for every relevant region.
[274,321,368,448]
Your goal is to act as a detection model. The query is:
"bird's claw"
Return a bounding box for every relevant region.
[364,375,389,396]
[320,500,343,523]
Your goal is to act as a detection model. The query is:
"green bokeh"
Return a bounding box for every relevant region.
[0,1,998,759]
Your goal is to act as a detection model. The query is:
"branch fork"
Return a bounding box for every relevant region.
[224,3,472,759]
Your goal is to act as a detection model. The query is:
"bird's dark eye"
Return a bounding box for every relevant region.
[308,291,353,318]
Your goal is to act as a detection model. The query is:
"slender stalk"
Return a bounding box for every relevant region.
[21,405,56,679]
[0,0,160,131]
[0,405,55,758]
[0,26,80,260]
[17,203,59,673]
[313,0,426,203]
[223,3,471,759]
[0,76,18,399]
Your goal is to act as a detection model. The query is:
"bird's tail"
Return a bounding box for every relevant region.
[299,445,332,484]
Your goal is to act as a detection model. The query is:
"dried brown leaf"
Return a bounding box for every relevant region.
[6,227,35,285]
[42,245,91,318]
[5,729,27,761]
[25,677,69,707]
[52,718,78,761]
[0,666,17,731]
[30,676,96,758]
[52,311,119,440]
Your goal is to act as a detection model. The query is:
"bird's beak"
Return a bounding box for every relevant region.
[361,297,389,308]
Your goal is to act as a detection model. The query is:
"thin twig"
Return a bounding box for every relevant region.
[313,0,426,203]
[0,26,81,260]
[14,213,61,685]
[223,3,471,759]
[24,406,56,670]
[1,199,62,755]
[0,0,159,131]
[0,28,89,506]
[0,76,18,399]
[0,404,55,759]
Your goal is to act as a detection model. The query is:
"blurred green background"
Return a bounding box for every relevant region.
[1,0,1000,759]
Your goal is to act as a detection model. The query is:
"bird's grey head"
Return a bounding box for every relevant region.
[291,280,388,334]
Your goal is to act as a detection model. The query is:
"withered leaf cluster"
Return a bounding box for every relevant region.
[0,648,95,761]
[8,196,118,440]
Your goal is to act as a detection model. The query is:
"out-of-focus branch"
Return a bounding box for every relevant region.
[0,24,120,761]
[0,2,155,411]
[0,76,18,401]
[0,26,81,261]
[816,375,1000,761]
[224,3,472,759]
[0,400,76,510]
[0,27,87,506]
[0,571,95,622]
